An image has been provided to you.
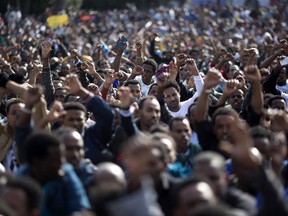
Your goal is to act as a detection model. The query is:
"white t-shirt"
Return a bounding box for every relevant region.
[276,81,288,94]
[134,76,157,97]
[167,76,204,117]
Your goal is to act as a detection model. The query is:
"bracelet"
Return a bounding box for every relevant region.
[21,107,32,114]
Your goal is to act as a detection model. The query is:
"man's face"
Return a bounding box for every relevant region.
[148,85,158,96]
[140,98,161,129]
[7,103,25,129]
[60,64,70,76]
[37,146,64,181]
[228,89,244,111]
[125,146,165,184]
[170,119,192,153]
[277,67,287,83]
[193,162,227,198]
[54,89,67,103]
[179,66,192,81]
[174,182,217,216]
[164,87,180,112]
[213,114,235,141]
[187,105,196,130]
[271,99,286,110]
[63,110,86,133]
[128,84,142,99]
[1,187,31,216]
[142,64,155,83]
[62,131,84,168]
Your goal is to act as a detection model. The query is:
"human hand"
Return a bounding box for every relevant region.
[131,65,144,76]
[157,71,169,88]
[176,53,187,67]
[118,86,133,110]
[203,68,222,89]
[168,61,178,80]
[47,101,66,122]
[244,65,261,84]
[87,83,101,96]
[136,40,143,51]
[24,86,43,109]
[41,40,52,59]
[66,74,84,95]
[223,79,240,97]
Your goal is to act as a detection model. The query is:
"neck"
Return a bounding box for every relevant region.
[142,77,153,85]
[140,121,149,132]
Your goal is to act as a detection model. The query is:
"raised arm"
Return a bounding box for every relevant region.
[244,65,263,115]
[216,79,241,107]
[40,40,55,108]
[112,38,128,72]
[195,68,222,122]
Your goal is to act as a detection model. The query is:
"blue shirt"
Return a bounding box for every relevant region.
[17,163,90,216]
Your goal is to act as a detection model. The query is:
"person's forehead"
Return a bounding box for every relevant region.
[65,109,85,116]
[214,114,235,123]
[143,64,154,70]
[142,98,160,108]
[128,83,141,89]
[164,86,178,94]
[9,102,25,111]
[172,119,189,129]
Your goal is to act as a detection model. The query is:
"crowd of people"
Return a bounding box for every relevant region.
[0,1,288,216]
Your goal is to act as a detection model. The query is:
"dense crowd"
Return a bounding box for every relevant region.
[0,1,288,216]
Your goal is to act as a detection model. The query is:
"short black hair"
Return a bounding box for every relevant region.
[64,102,86,113]
[24,131,62,164]
[169,116,188,130]
[164,80,180,93]
[250,126,274,142]
[171,177,208,210]
[143,59,158,73]
[212,107,239,125]
[187,103,197,116]
[5,98,24,114]
[124,79,141,87]
[6,177,41,212]
[148,83,158,93]
[138,95,157,110]
[267,95,287,107]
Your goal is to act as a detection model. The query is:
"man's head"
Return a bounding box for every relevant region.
[0,177,41,216]
[6,98,25,129]
[148,83,158,96]
[24,131,65,184]
[124,80,142,99]
[187,103,197,130]
[228,89,244,112]
[212,107,240,142]
[59,63,70,77]
[138,96,161,131]
[123,134,166,185]
[169,117,192,153]
[193,152,227,198]
[142,59,157,84]
[250,126,274,160]
[267,96,287,110]
[54,87,67,103]
[55,127,84,169]
[172,177,217,216]
[152,132,176,164]
[164,80,181,112]
[97,59,110,70]
[63,102,87,133]
[277,66,288,84]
